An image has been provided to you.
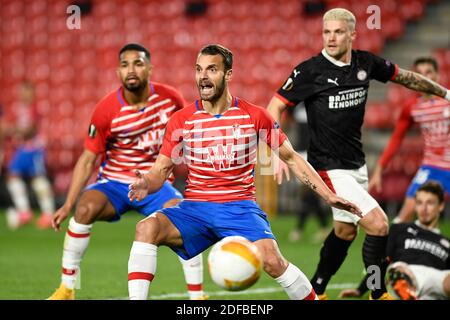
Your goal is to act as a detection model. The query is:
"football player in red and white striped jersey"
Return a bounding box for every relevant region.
[370,56,450,224]
[48,44,205,300]
[127,44,362,300]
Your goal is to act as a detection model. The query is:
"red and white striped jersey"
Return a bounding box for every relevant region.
[411,97,450,169]
[160,97,287,202]
[379,96,450,170]
[84,82,184,183]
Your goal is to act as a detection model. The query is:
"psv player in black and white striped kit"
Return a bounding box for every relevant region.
[267,8,450,300]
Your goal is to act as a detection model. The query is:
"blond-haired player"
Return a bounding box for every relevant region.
[267,8,450,300]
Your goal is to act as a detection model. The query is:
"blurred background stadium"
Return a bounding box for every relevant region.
[0,0,449,299]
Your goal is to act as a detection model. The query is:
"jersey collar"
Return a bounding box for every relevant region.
[195,96,239,112]
[414,220,441,234]
[321,49,351,67]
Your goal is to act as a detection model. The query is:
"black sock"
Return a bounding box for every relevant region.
[362,235,388,299]
[311,229,353,294]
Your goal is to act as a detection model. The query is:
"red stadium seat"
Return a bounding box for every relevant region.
[399,0,425,21]
[364,103,395,129]
[0,0,438,188]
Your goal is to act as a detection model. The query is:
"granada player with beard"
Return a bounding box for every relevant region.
[126,44,362,300]
[48,44,206,300]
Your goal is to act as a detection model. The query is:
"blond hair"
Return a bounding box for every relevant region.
[323,8,356,30]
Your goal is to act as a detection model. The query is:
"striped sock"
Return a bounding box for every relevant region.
[276,263,316,300]
[61,217,92,289]
[179,254,204,300]
[128,241,157,300]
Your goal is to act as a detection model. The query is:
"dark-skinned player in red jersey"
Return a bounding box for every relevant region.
[48,44,206,300]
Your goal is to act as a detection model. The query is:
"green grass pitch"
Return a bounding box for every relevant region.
[1,210,448,300]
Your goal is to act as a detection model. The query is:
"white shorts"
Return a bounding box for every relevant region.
[409,264,450,300]
[319,165,379,225]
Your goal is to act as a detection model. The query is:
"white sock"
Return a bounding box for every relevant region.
[61,217,93,289]
[179,254,204,300]
[275,263,317,300]
[7,177,30,212]
[31,176,55,215]
[128,241,157,300]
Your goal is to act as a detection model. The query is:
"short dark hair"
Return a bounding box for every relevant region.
[119,43,151,61]
[413,57,438,72]
[416,181,445,203]
[199,44,233,71]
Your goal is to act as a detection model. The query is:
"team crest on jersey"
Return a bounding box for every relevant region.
[232,123,241,139]
[440,238,450,249]
[207,143,236,171]
[282,78,294,91]
[88,124,97,138]
[357,69,367,81]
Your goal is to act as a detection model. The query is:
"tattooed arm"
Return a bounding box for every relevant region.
[392,68,449,100]
[277,139,362,216]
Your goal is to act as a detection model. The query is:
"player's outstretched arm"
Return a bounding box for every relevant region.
[128,153,174,202]
[52,149,98,231]
[391,68,449,100]
[267,96,288,123]
[267,96,291,184]
[278,139,362,217]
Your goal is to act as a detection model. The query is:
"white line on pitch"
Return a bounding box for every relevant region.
[107,283,358,300]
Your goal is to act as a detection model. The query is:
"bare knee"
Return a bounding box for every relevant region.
[364,217,388,236]
[135,216,162,244]
[263,254,288,278]
[254,239,289,278]
[74,203,98,224]
[371,220,389,236]
[443,274,450,298]
[360,209,389,236]
[334,223,357,241]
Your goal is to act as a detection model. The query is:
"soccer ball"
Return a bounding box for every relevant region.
[208,236,263,291]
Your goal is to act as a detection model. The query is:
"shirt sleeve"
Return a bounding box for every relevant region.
[159,112,184,161]
[83,104,111,154]
[276,61,315,106]
[254,107,287,150]
[368,52,398,83]
[378,101,414,168]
